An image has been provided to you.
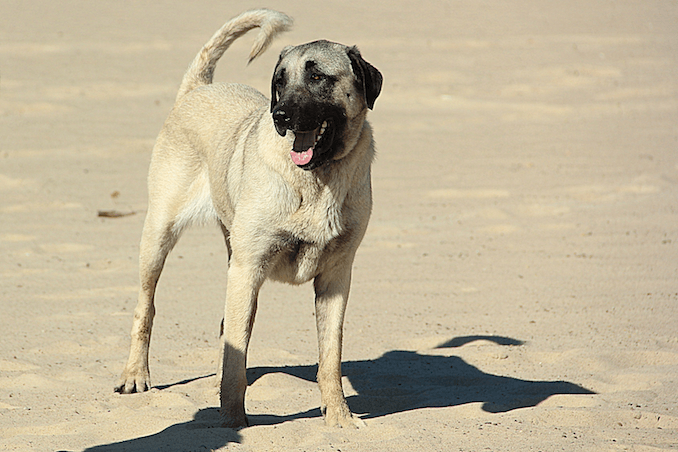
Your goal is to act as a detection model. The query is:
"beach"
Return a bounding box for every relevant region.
[1,1,677,450]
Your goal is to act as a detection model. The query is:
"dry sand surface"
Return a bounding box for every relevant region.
[1,1,677,450]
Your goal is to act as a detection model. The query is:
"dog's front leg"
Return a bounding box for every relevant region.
[314,268,365,428]
[219,262,262,428]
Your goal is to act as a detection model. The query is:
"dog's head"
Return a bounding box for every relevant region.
[270,40,382,170]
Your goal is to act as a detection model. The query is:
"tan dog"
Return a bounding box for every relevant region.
[115,9,382,428]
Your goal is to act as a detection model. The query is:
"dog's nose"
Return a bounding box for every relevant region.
[273,108,290,124]
[272,107,291,136]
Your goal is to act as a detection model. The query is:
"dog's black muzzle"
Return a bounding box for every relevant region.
[272,102,293,137]
[271,99,346,170]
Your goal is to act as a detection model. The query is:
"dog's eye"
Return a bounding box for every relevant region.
[310,72,324,81]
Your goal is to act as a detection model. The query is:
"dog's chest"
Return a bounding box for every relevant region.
[270,186,346,283]
[289,182,345,244]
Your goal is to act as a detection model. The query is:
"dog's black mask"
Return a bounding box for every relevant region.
[269,42,382,171]
[271,97,346,170]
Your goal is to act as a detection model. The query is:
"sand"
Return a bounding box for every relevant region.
[1,1,677,450]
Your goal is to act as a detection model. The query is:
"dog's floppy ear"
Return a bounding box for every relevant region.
[347,46,383,110]
[270,46,292,112]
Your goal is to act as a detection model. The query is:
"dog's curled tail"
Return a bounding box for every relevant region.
[176,9,293,102]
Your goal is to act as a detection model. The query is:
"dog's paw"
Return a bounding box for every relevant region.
[323,403,366,429]
[220,409,249,429]
[114,369,151,394]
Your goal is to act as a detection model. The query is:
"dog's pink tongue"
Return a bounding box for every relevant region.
[291,148,313,166]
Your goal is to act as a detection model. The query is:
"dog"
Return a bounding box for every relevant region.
[114,9,382,428]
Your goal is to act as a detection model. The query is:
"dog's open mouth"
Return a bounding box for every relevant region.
[290,120,332,168]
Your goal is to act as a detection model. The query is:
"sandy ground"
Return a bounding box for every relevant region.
[1,1,677,450]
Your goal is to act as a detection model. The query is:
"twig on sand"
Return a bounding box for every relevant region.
[97,210,136,218]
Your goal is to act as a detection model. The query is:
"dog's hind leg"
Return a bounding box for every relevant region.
[115,206,182,394]
[216,220,232,386]
[219,221,233,263]
[115,156,202,394]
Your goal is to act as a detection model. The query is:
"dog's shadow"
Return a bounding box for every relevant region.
[248,335,594,423]
[82,336,594,451]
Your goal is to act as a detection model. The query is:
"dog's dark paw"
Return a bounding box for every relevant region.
[115,369,151,394]
[220,410,249,429]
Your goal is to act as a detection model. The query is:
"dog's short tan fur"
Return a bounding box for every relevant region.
[115,9,382,428]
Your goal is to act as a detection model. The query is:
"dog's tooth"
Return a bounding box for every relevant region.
[313,121,327,147]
